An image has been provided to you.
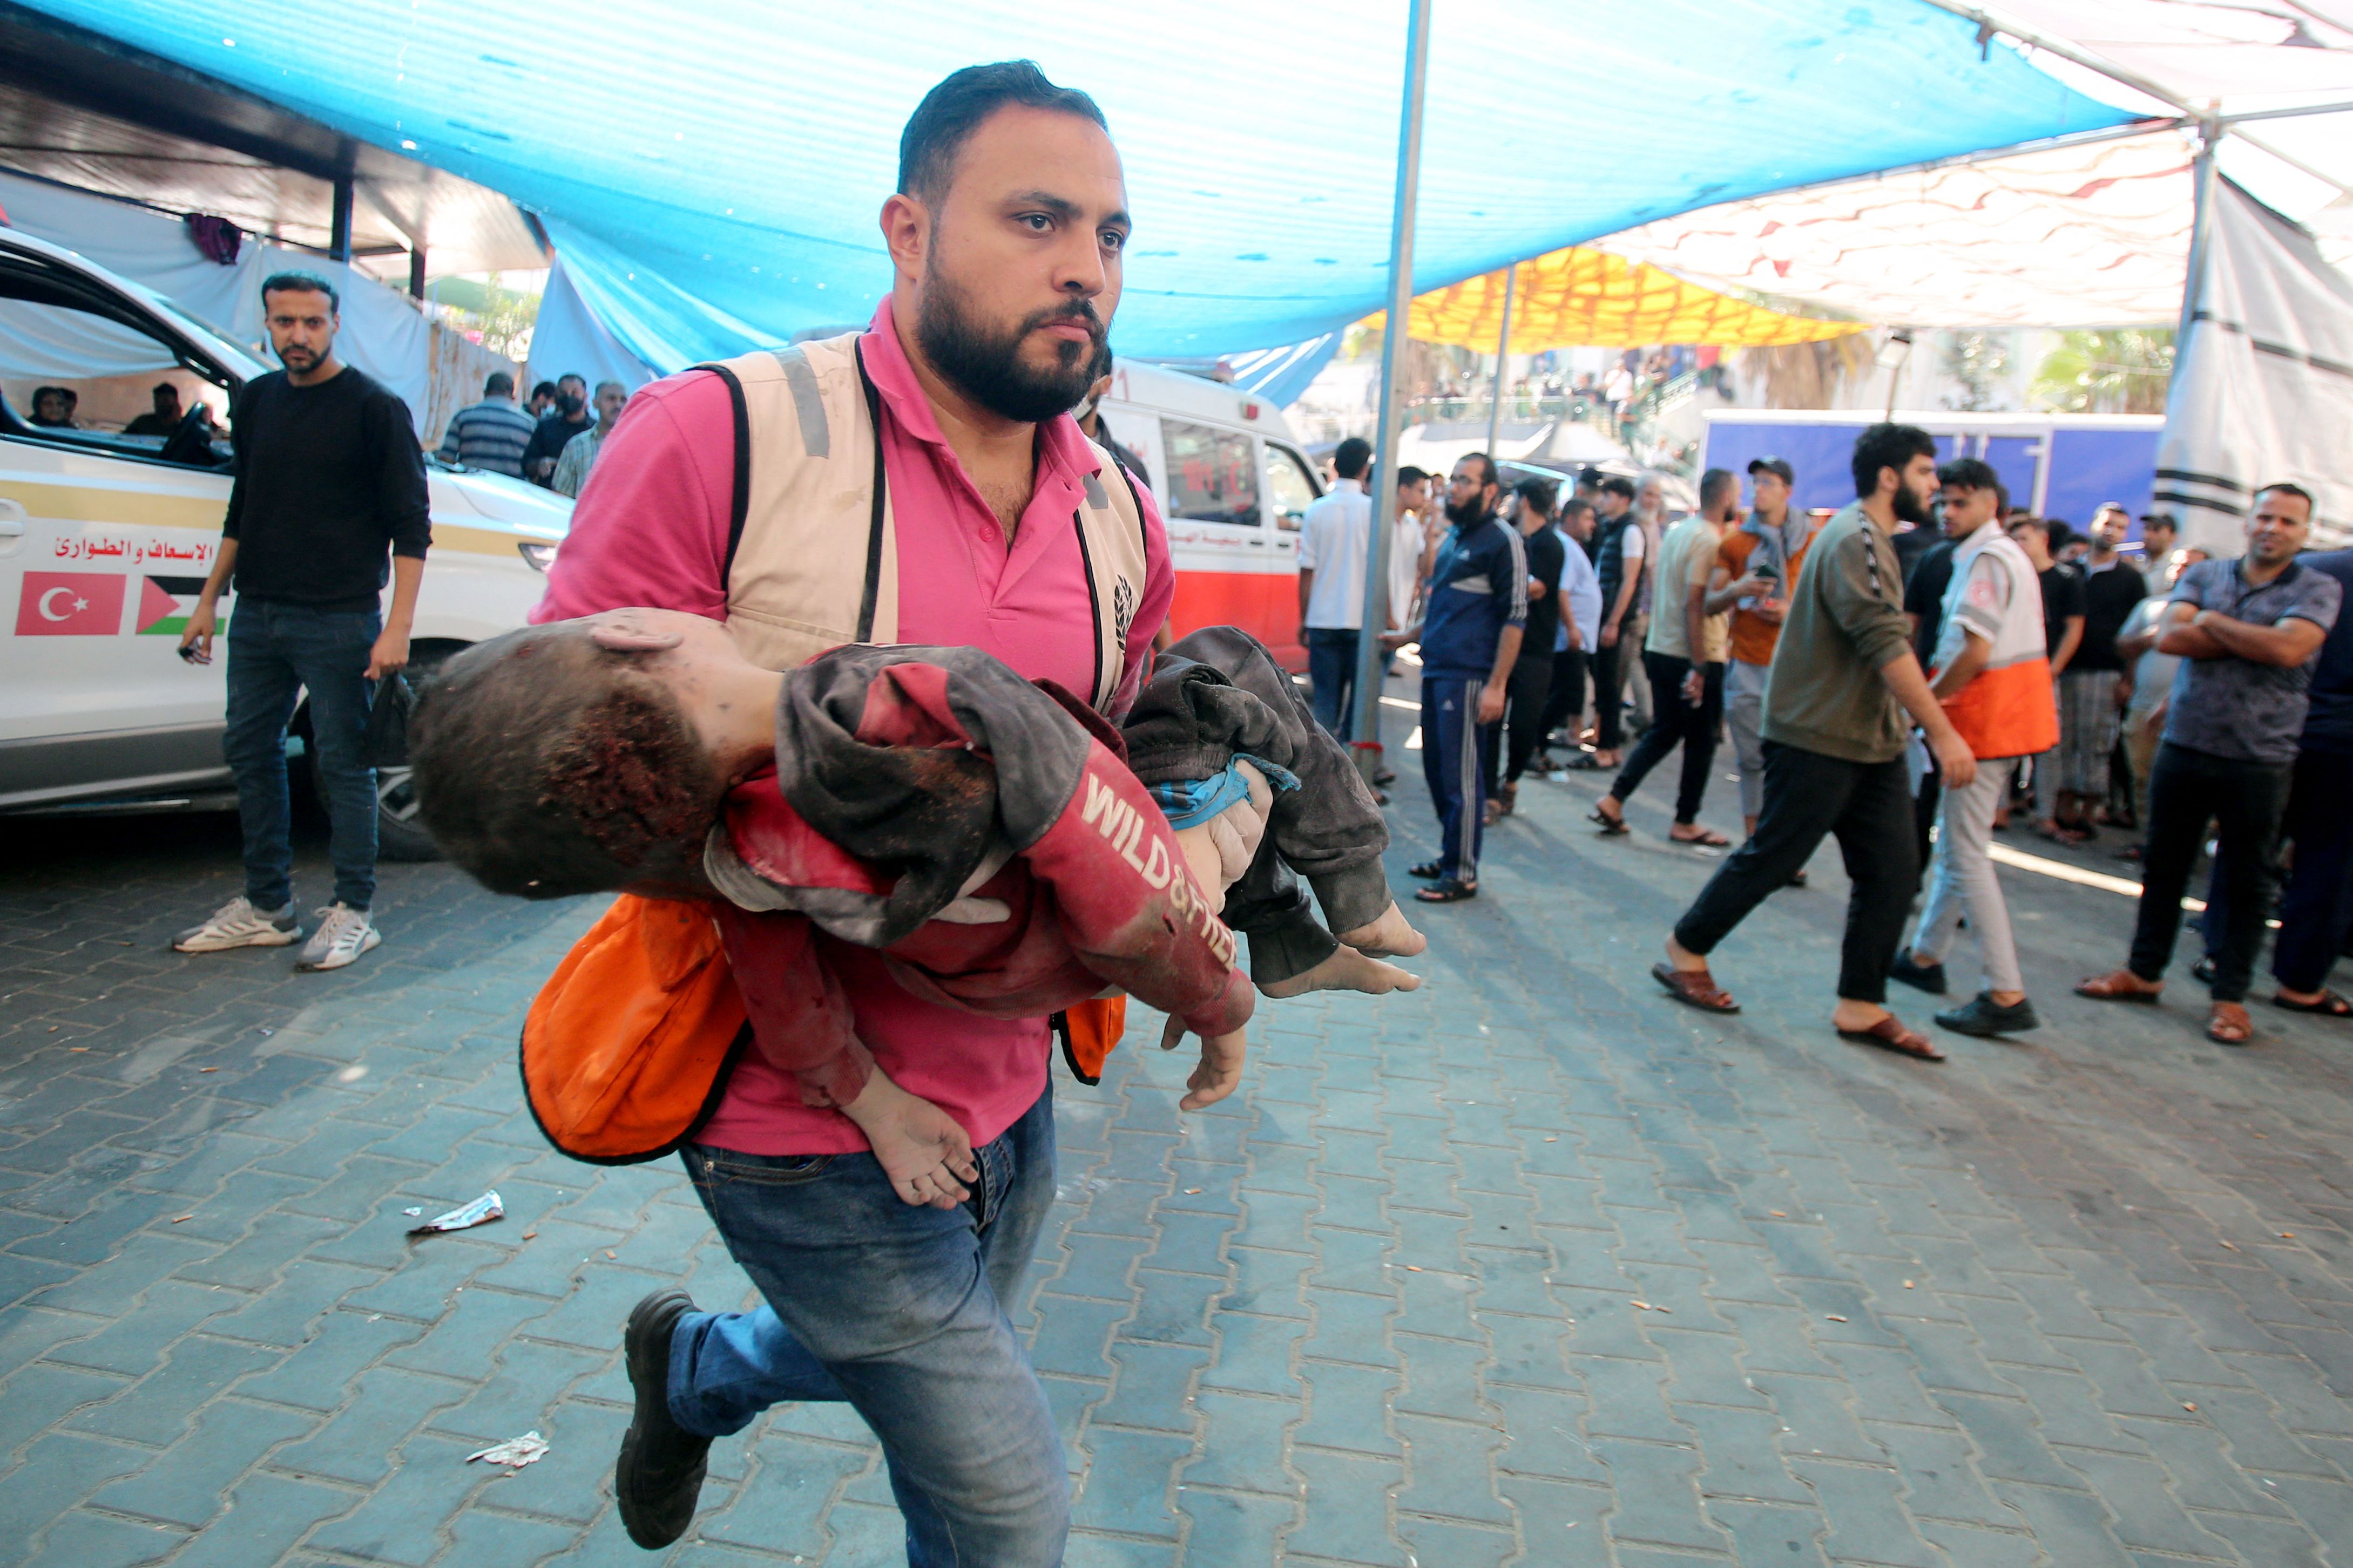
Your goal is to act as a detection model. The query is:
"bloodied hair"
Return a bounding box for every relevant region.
[410,625,726,899]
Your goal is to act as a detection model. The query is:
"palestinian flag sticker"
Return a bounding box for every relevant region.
[137,576,209,636]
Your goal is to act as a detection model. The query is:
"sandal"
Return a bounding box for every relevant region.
[1671,827,1730,848]
[1591,806,1629,837]
[1836,1015,1946,1062]
[2273,988,2353,1017]
[2208,1002,2253,1045]
[1415,878,1478,903]
[2075,969,2163,1003]
[1652,961,1739,1014]
[1408,859,1445,880]
[1496,781,1518,817]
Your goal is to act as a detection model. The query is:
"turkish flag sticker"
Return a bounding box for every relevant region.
[15,572,127,635]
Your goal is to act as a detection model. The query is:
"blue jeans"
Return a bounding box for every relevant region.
[670,1088,1066,1566]
[223,598,380,911]
[1306,626,1361,739]
[1420,674,1491,881]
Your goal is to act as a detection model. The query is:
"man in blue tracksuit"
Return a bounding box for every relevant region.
[1409,454,1527,902]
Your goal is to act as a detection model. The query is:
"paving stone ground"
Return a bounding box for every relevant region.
[5,717,2353,1566]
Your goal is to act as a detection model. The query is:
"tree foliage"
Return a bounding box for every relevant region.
[1938,331,2010,411]
[2029,329,2174,415]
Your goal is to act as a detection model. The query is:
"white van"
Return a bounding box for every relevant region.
[1096,360,1324,670]
[0,226,569,857]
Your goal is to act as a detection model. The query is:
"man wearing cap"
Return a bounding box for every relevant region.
[1710,457,1817,843]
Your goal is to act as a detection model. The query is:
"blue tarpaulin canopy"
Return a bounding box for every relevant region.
[18,0,2131,365]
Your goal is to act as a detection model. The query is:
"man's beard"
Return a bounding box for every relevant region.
[279,344,319,371]
[917,269,1102,423]
[1893,479,1932,526]
[1444,492,1489,528]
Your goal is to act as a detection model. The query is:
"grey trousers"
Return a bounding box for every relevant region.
[1726,659,1770,820]
[1909,757,2024,995]
[1623,613,1653,729]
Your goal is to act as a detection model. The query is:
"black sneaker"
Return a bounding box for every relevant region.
[616,1288,712,1550]
[1888,949,1949,995]
[1935,992,2041,1036]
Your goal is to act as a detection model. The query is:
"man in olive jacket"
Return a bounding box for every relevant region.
[1650,424,1978,1061]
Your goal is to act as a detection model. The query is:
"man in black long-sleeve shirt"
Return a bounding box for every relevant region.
[174,270,431,971]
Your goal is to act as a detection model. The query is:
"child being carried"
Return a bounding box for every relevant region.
[411,610,1420,1208]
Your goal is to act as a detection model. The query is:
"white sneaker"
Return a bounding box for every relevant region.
[296,903,381,971]
[174,896,303,953]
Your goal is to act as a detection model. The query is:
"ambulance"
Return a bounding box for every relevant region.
[0,225,568,857]
[1095,359,1323,669]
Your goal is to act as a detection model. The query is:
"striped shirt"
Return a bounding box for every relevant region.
[434,398,536,477]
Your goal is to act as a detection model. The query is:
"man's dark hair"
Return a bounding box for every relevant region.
[1561,496,1595,521]
[2007,514,2048,537]
[531,380,558,402]
[1599,474,1637,501]
[900,60,1108,204]
[1936,456,1999,493]
[2257,481,2316,518]
[1458,452,1500,492]
[1576,465,1605,491]
[410,627,726,900]
[1699,467,1737,512]
[152,382,178,398]
[260,270,339,313]
[484,371,515,398]
[1397,465,1429,488]
[1513,476,1559,516]
[2141,511,2178,532]
[2046,519,2075,551]
[1333,437,1372,481]
[557,373,587,393]
[1850,422,1937,500]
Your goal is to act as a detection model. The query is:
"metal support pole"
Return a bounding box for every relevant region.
[2174,121,2219,353]
[408,245,428,300]
[329,174,355,264]
[1483,261,1517,458]
[1347,0,1434,777]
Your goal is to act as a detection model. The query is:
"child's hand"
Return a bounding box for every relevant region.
[1159,1017,1247,1110]
[840,1071,980,1209]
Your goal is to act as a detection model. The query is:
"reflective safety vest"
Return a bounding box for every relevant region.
[522,332,1150,1162]
[1933,528,2059,760]
[700,331,1151,710]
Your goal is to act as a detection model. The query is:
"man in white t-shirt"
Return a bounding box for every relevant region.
[1297,436,1375,737]
[1385,465,1434,661]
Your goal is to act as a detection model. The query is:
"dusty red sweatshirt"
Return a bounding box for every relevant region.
[709,647,1253,1109]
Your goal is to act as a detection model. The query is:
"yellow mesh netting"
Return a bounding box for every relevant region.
[1366,246,1865,350]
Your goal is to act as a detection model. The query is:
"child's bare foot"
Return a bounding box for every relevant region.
[1336,900,1427,959]
[1157,1017,1248,1110]
[1260,943,1423,998]
[839,1071,979,1209]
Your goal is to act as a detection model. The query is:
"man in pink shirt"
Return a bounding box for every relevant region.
[535,64,1173,1563]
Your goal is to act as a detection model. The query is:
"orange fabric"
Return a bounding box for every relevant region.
[1056,995,1128,1084]
[1716,528,1811,667]
[522,895,748,1163]
[1940,657,2059,759]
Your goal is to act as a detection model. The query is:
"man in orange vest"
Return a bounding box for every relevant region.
[1887,458,2056,1036]
[534,63,1175,1562]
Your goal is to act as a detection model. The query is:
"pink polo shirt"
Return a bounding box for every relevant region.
[533,299,1173,1155]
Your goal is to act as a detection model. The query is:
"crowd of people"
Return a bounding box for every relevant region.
[1341,419,2348,1056]
[124,51,2350,1565]
[437,367,630,497]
